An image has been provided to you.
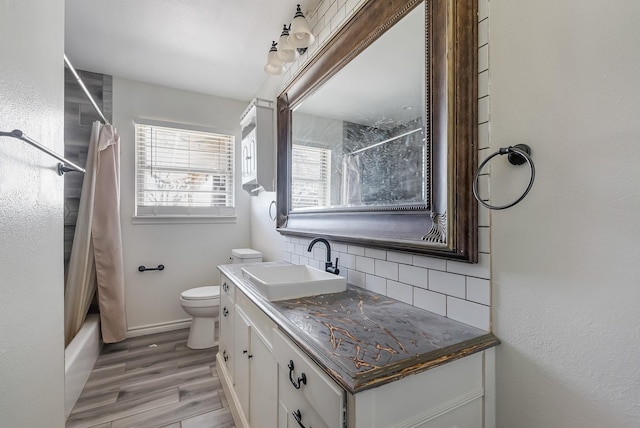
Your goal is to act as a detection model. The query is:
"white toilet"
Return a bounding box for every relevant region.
[180,286,220,349]
[231,248,263,264]
[180,249,262,350]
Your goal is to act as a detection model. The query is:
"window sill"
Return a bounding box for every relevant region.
[132,216,237,225]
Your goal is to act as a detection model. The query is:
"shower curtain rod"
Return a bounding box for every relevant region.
[347,128,422,156]
[0,129,85,175]
[64,54,109,124]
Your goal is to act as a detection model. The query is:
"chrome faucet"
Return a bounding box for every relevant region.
[307,238,340,275]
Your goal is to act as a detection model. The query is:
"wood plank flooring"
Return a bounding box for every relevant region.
[66,328,235,428]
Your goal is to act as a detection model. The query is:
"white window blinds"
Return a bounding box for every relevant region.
[291,144,331,209]
[135,123,235,217]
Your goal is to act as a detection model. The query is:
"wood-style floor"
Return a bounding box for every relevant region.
[66,328,235,428]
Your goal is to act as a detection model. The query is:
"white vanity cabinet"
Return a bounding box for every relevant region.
[217,266,497,428]
[218,273,278,428]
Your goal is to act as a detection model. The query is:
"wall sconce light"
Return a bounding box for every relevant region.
[264,41,285,76]
[288,4,315,48]
[264,4,315,75]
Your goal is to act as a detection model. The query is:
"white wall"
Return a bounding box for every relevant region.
[113,78,252,333]
[0,1,66,426]
[250,190,284,261]
[491,0,640,426]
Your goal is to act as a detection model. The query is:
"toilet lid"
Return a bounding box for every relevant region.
[181,286,220,300]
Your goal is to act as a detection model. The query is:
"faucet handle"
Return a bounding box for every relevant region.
[327,257,340,275]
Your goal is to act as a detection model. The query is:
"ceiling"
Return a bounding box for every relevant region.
[65,0,320,102]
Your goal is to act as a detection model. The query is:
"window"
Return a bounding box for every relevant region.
[291,144,331,209]
[135,123,235,217]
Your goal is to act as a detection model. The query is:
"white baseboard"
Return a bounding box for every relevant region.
[126,319,192,338]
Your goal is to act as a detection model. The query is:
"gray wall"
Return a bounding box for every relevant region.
[64,68,112,270]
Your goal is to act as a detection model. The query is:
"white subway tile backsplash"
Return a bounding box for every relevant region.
[478,95,489,124]
[447,297,490,331]
[339,252,356,269]
[478,0,488,21]
[326,0,338,22]
[387,280,413,305]
[375,259,398,281]
[479,204,490,227]
[348,269,365,288]
[428,270,466,299]
[290,253,300,265]
[478,18,488,47]
[318,0,330,18]
[299,256,309,266]
[356,255,375,274]
[330,4,346,32]
[318,24,331,46]
[365,248,386,260]
[307,258,321,270]
[346,0,363,14]
[333,242,348,253]
[283,251,291,262]
[399,264,428,289]
[366,274,387,295]
[387,251,413,265]
[478,44,489,73]
[479,226,490,254]
[479,71,489,98]
[412,255,447,271]
[476,174,490,201]
[414,288,446,316]
[467,277,491,306]
[478,122,489,149]
[348,245,365,256]
[447,253,491,279]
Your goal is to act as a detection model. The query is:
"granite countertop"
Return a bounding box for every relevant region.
[219,262,499,394]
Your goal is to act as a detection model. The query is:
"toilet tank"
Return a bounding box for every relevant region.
[232,248,263,264]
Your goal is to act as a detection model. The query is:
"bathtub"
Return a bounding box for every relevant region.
[64,314,102,419]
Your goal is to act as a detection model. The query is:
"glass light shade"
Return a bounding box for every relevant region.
[265,41,285,75]
[264,62,285,75]
[288,5,315,48]
[275,26,299,63]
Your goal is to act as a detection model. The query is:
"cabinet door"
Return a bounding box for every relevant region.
[234,307,251,418]
[219,281,235,382]
[241,129,257,183]
[249,329,277,428]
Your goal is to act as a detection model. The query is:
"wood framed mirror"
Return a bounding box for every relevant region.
[276,0,478,262]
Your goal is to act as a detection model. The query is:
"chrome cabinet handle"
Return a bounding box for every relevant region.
[292,409,309,428]
[222,282,229,293]
[222,350,228,362]
[288,360,307,389]
[222,307,229,317]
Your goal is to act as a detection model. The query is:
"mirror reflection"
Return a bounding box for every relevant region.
[290,3,426,211]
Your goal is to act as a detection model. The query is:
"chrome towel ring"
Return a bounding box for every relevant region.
[473,144,535,210]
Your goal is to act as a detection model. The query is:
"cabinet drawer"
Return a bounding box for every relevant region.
[236,287,275,348]
[220,274,235,301]
[273,328,344,428]
[278,375,329,428]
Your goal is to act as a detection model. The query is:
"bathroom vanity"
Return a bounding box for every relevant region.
[217,262,499,428]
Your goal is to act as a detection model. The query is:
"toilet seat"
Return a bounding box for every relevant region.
[181,286,220,300]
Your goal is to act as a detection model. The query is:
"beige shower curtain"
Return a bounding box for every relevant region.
[64,121,126,346]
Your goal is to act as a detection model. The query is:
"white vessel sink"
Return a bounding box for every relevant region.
[241,265,346,301]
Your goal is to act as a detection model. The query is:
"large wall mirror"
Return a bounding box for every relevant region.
[277,0,478,262]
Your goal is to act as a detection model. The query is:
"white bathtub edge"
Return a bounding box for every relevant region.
[64,314,102,419]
